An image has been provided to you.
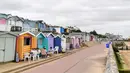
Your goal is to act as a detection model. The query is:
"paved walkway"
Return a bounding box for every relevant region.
[23,43,107,73]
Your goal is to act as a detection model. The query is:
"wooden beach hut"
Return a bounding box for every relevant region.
[0,32,17,62]
[34,32,46,49]
[66,36,71,50]
[61,34,67,52]
[54,35,61,52]
[70,36,76,49]
[75,37,80,48]
[16,31,37,60]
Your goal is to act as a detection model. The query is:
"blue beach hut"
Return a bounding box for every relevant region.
[54,35,61,52]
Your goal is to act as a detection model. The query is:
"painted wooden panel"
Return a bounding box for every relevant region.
[43,38,48,51]
[31,37,37,48]
[48,34,53,38]
[38,38,43,49]
[0,38,5,50]
[66,37,71,50]
[48,37,54,51]
[16,33,37,60]
[4,38,15,62]
[37,33,46,49]
[71,37,76,49]
[54,37,61,51]
[75,37,80,48]
[61,38,66,52]
[66,43,70,49]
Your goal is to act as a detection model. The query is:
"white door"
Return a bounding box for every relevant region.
[61,38,66,52]
[4,38,15,62]
[0,38,5,62]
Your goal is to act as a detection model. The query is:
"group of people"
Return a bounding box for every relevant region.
[40,47,55,58]
[23,46,58,62]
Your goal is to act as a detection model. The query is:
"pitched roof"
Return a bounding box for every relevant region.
[33,32,46,37]
[53,33,61,38]
[17,31,35,36]
[60,34,66,38]
[0,31,18,36]
[42,32,54,37]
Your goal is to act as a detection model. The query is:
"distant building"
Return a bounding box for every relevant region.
[69,32,91,42]
[9,16,24,32]
[0,14,24,32]
[23,19,38,32]
[51,26,65,34]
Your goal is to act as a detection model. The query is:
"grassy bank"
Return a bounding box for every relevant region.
[112,42,130,73]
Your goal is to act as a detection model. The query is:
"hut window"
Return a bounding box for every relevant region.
[24,37,31,45]
[39,38,42,45]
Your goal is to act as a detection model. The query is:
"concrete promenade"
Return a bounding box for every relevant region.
[23,43,107,73]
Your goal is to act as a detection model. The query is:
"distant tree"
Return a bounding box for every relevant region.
[98,34,107,38]
[72,29,82,32]
[90,30,98,35]
[76,29,82,32]
[67,26,82,32]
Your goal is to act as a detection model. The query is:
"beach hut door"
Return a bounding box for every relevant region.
[0,38,15,62]
[4,38,15,62]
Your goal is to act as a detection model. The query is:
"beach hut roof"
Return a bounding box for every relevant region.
[60,34,66,38]
[42,32,54,37]
[19,31,35,36]
[64,35,71,38]
[33,32,46,37]
[53,34,61,38]
[0,31,17,36]
[0,31,36,37]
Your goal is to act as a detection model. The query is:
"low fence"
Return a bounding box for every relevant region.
[104,45,119,73]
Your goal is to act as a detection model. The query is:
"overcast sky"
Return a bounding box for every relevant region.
[1,0,130,38]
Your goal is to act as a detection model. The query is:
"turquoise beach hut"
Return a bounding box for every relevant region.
[34,32,47,50]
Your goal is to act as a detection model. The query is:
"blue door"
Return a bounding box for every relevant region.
[54,37,61,52]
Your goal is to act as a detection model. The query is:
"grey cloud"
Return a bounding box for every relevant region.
[1,0,130,37]
[0,0,30,11]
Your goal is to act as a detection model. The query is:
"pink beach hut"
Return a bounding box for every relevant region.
[70,36,76,49]
[75,37,80,48]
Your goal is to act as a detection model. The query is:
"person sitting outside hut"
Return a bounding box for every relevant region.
[41,47,47,58]
[47,47,54,57]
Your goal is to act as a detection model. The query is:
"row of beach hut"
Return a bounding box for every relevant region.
[0,31,81,63]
